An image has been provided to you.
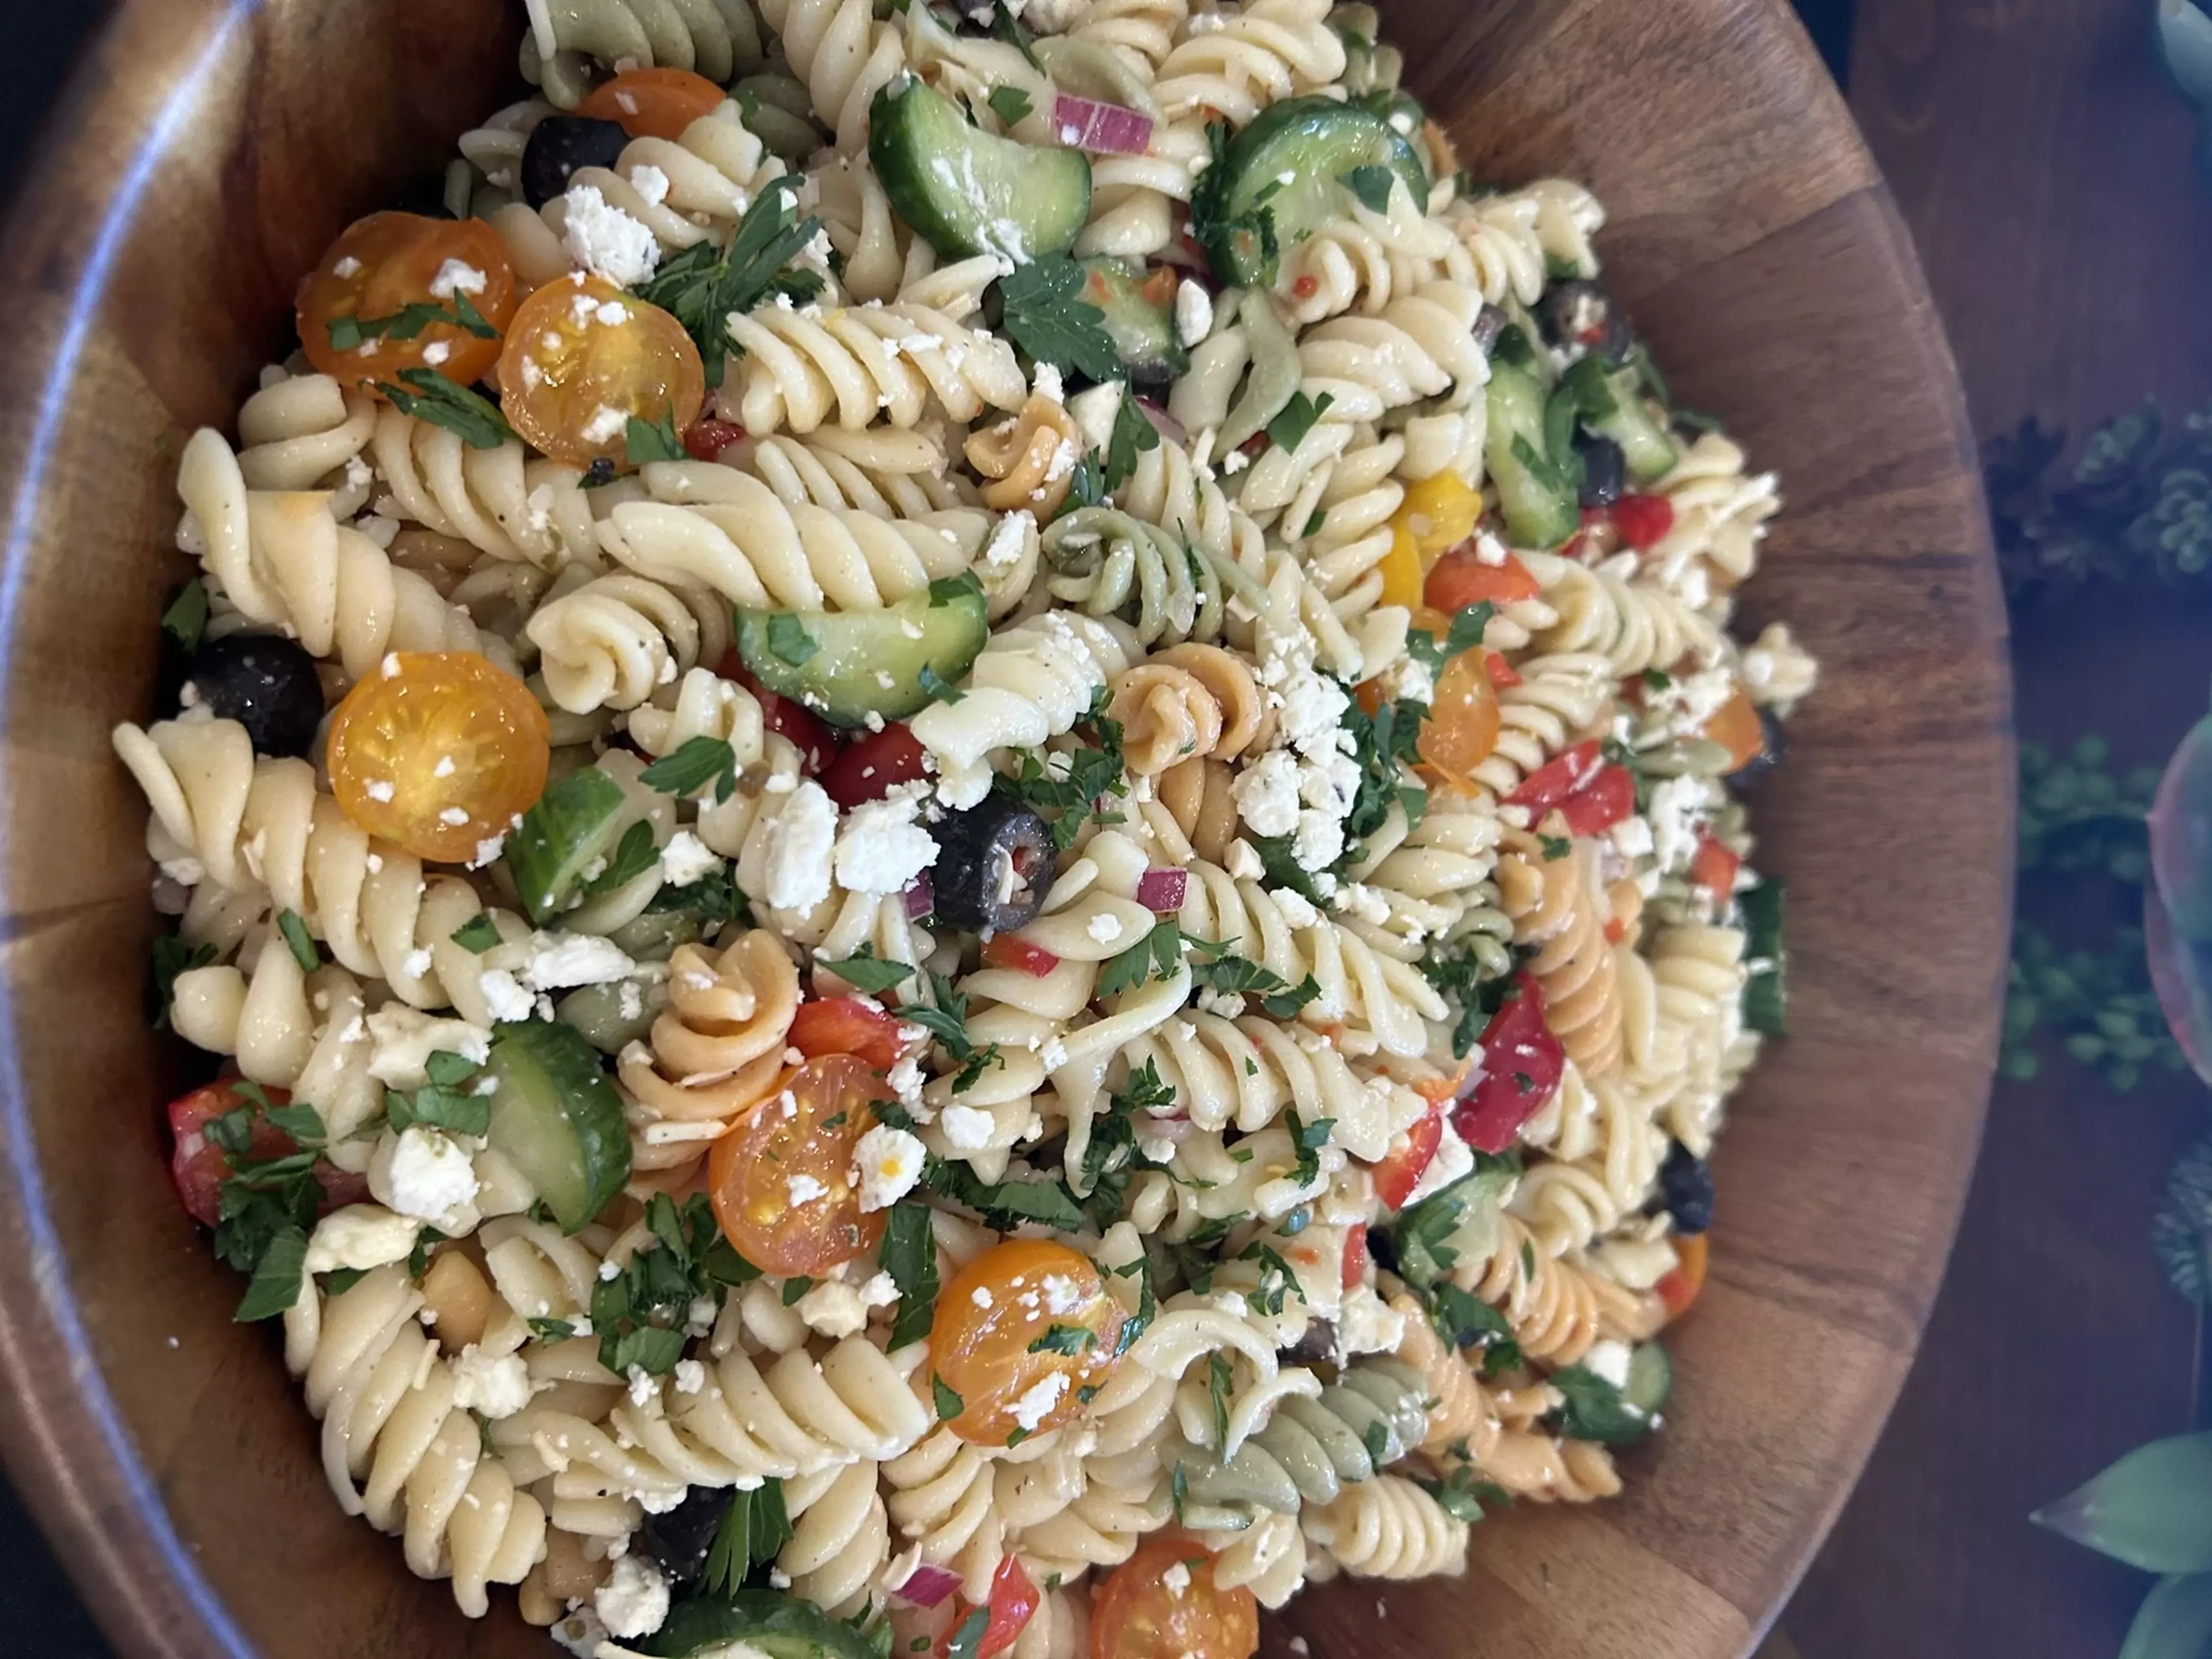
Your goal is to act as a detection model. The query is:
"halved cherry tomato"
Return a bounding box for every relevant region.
[1452,972,1566,1154]
[1425,544,1541,611]
[718,657,836,774]
[788,997,907,1071]
[1340,1226,1369,1292]
[167,1081,365,1227]
[1415,648,1501,782]
[1368,1101,1443,1211]
[575,67,727,141]
[1090,1536,1258,1659]
[946,1557,1041,1659]
[1690,834,1742,900]
[683,416,746,463]
[1701,684,1765,773]
[932,1239,1123,1447]
[1612,493,1676,553]
[1556,763,1635,836]
[709,1054,886,1277]
[498,273,705,469]
[821,723,927,809]
[1508,740,1604,817]
[298,213,518,391]
[325,651,551,862]
[1657,1232,1710,1317]
[1483,651,1522,690]
[982,934,1062,977]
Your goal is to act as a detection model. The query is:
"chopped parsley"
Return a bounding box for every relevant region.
[374,368,514,450]
[160,579,208,652]
[638,734,742,803]
[878,1201,938,1352]
[995,253,1120,381]
[632,179,826,382]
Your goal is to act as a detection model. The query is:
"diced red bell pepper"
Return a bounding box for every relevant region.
[683,416,746,463]
[1368,1102,1442,1211]
[166,1081,365,1228]
[1612,493,1675,553]
[1340,1226,1369,1293]
[717,655,835,775]
[982,934,1060,978]
[1451,973,1566,1153]
[1690,834,1742,900]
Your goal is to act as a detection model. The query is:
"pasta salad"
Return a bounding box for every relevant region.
[116,1,1817,1654]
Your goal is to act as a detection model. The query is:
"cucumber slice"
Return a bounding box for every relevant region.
[1194,94,1427,286]
[1078,256,1189,382]
[641,1592,884,1659]
[868,75,1090,260]
[1355,86,1428,140]
[735,579,989,728]
[1549,1346,1667,1445]
[480,1018,630,1233]
[1621,1340,1673,1418]
[1484,359,1581,550]
[503,767,629,925]
[1389,1157,1517,1287]
[1740,880,1787,1037]
[1563,358,1679,485]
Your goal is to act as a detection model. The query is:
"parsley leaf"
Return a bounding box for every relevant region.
[1111,1250,1157,1355]
[946,1607,992,1659]
[1361,1416,1393,1467]
[590,1192,759,1378]
[1101,392,1162,494]
[1207,1351,1232,1449]
[1265,389,1334,453]
[924,1157,1086,1232]
[820,944,918,997]
[986,84,1032,126]
[639,735,741,803]
[1096,919,1222,997]
[375,368,515,449]
[879,1202,938,1351]
[450,913,502,953]
[234,1226,308,1322]
[1406,600,1496,674]
[633,179,825,382]
[649,865,753,926]
[1285,1108,1334,1188]
[150,935,216,1029]
[160,579,208,652]
[1340,165,1399,214]
[1415,1463,1507,1523]
[934,1375,964,1421]
[995,254,1120,381]
[1239,1241,1302,1316]
[996,723,1128,852]
[1188,953,1289,999]
[626,408,687,465]
[528,1316,576,1342]
[766,612,820,666]
[1245,834,1327,905]
[1339,691,1429,858]
[1257,974,1321,1018]
[581,820,659,896]
[329,296,498,352]
[701,1479,793,1598]
[1029,1324,1096,1355]
[1539,834,1571,861]
[1190,119,1281,285]
[917,663,964,704]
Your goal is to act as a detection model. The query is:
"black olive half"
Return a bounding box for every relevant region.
[1574,432,1625,509]
[522,115,633,210]
[1729,707,1789,786]
[640,1484,737,1584]
[1279,1317,1339,1366]
[180,634,325,758]
[1540,278,1633,365]
[1658,1142,1713,1236]
[931,798,1053,933]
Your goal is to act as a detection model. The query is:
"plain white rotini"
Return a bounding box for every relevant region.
[726,300,1028,434]
[1302,1474,1469,1580]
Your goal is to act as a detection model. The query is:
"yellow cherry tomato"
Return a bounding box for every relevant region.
[325,652,550,861]
[709,1055,886,1277]
[497,273,706,469]
[931,1240,1124,1447]
[1416,646,1502,782]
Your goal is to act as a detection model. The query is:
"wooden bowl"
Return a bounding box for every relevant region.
[0,1,2010,1655]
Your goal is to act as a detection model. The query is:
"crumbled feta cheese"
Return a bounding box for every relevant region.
[363,779,395,803]
[365,1006,491,1090]
[1087,911,1123,944]
[302,1205,421,1275]
[1195,987,1248,1019]
[451,1347,537,1419]
[855,1124,927,1211]
[519,931,637,991]
[834,782,939,897]
[659,828,719,888]
[1336,1284,1406,1357]
[940,1104,995,1150]
[1272,888,1320,930]
[477,968,536,1025]
[1232,749,1301,838]
[1607,814,1656,862]
[627,163,671,206]
[1403,1118,1474,1208]
[1041,1274,1082,1315]
[795,1277,872,1338]
[1224,838,1266,881]
[595,1554,671,1641]
[1039,1036,1067,1070]
[980,510,1029,574]
[887,1053,926,1110]
[787,1173,828,1206]
[1162,1561,1192,1597]
[372,1126,481,1233]
[1031,362,1064,403]
[429,259,487,298]
[421,340,450,367]
[673,1358,707,1395]
[331,255,362,279]
[581,403,629,446]
[1010,1371,1069,1433]
[762,781,837,911]
[1380,652,1434,706]
[438,806,469,826]
[1174,279,1214,349]
[1585,1339,1634,1389]
[972,1286,994,1309]
[1645,776,1708,875]
[560,190,661,287]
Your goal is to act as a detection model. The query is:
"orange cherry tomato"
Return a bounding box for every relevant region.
[1090,1537,1258,1659]
[1690,833,1742,900]
[1415,647,1501,782]
[325,652,550,861]
[577,67,728,141]
[982,934,1061,977]
[1368,1101,1443,1211]
[709,1054,887,1277]
[1426,544,1541,611]
[1702,684,1766,773]
[498,273,706,469]
[788,997,907,1071]
[1657,1232,1709,1317]
[298,213,517,391]
[931,1240,1124,1447]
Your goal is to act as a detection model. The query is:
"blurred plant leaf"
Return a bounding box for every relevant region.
[2034,1434,2212,1573]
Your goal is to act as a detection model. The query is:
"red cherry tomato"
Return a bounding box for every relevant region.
[821,723,928,809]
[684,416,747,463]
[167,1081,365,1227]
[1690,834,1742,900]
[788,997,908,1071]
[575,66,727,141]
[1612,493,1676,553]
[1657,1232,1709,1317]
[1452,973,1566,1154]
[1555,763,1635,836]
[1424,545,1541,611]
[1368,1102,1442,1211]
[1090,1536,1257,1659]
[718,656,835,774]
[1483,651,1522,691]
[1340,1226,1369,1292]
[945,1557,1041,1659]
[982,934,1062,978]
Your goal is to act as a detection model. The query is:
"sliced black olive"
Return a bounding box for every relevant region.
[180,634,325,758]
[931,798,1053,933]
[1730,707,1789,786]
[522,115,632,210]
[1540,278,1633,365]
[640,1484,736,1584]
[1574,431,1625,508]
[1471,304,1508,356]
[1365,1224,1397,1277]
[1658,1142,1713,1235]
[1279,1316,1339,1366]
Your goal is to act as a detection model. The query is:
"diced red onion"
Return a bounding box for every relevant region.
[1052,93,1154,156]
[903,872,935,919]
[1135,397,1186,447]
[891,1563,963,1608]
[1147,1114,1194,1138]
[1136,866,1187,911]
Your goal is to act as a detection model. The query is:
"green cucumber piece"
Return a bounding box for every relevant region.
[1389,1156,1518,1286]
[1484,359,1581,550]
[1740,880,1787,1037]
[736,580,988,728]
[868,75,1090,260]
[1194,94,1427,286]
[1550,1346,1666,1445]
[641,1592,883,1659]
[1078,256,1188,381]
[481,1018,630,1233]
[503,767,629,925]
[1621,1340,1673,1418]
[1355,86,1427,139]
[1575,361,1679,484]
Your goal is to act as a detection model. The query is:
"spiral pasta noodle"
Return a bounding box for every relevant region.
[1303,1474,1468,1581]
[521,0,768,108]
[1495,830,1627,1078]
[727,300,1028,434]
[618,929,799,1171]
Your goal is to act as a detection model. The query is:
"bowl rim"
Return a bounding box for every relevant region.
[0,1,2010,1655]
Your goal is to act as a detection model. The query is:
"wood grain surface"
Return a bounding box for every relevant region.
[0,2,2006,1657]
[1786,3,2212,1653]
